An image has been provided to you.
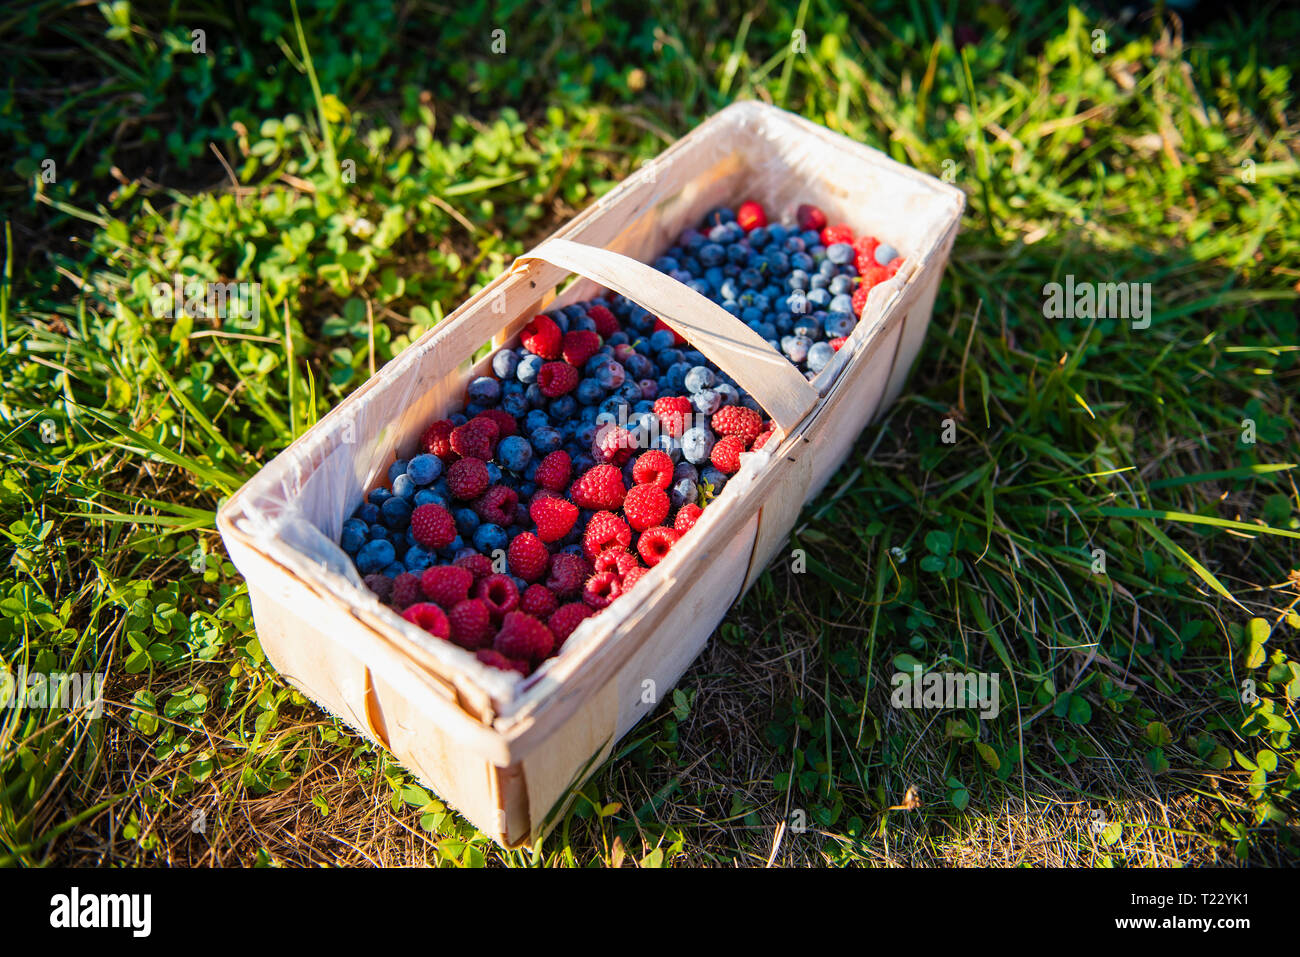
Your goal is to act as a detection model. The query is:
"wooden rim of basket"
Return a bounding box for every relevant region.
[512,238,820,436]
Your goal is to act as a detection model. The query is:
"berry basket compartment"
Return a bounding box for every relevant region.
[216,101,964,846]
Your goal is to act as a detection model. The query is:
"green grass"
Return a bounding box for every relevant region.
[1,0,1298,866]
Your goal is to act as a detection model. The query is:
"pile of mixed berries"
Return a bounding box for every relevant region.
[339,201,902,676]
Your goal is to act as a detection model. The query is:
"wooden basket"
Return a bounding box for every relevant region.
[216,101,964,847]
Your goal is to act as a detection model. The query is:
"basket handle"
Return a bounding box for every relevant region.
[512,238,819,435]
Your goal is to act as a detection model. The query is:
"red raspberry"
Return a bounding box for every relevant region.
[409,503,456,549]
[674,503,703,533]
[507,531,550,582]
[592,424,636,466]
[538,361,579,397]
[852,235,880,275]
[796,203,827,232]
[476,407,517,438]
[534,450,572,491]
[583,571,622,609]
[447,598,494,650]
[593,548,639,579]
[637,526,680,566]
[545,552,589,598]
[821,223,855,246]
[420,564,473,607]
[447,457,490,500]
[737,200,767,231]
[623,566,649,590]
[562,329,601,366]
[530,495,578,543]
[390,572,423,609]
[570,464,626,511]
[421,420,457,461]
[887,257,904,276]
[520,583,559,619]
[861,264,890,289]
[453,552,494,583]
[711,405,763,446]
[547,602,593,646]
[401,602,449,639]
[521,314,562,359]
[494,611,554,661]
[450,417,498,460]
[752,429,775,450]
[582,511,631,560]
[652,318,686,347]
[829,337,847,351]
[653,396,693,437]
[364,573,394,603]
[586,305,619,338]
[473,485,519,526]
[476,648,530,676]
[623,482,669,532]
[710,435,745,474]
[850,283,870,317]
[475,574,519,619]
[632,450,674,489]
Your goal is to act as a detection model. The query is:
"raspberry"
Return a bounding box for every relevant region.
[586,305,619,338]
[410,503,457,549]
[711,405,763,446]
[421,420,458,461]
[796,203,827,232]
[476,407,518,438]
[363,573,394,603]
[821,224,855,246]
[653,396,693,437]
[737,200,767,231]
[583,571,622,609]
[592,423,636,466]
[390,572,423,609]
[450,417,498,460]
[752,429,775,450]
[447,599,494,650]
[710,435,745,474]
[652,318,686,347]
[475,574,519,619]
[447,457,490,500]
[476,648,530,676]
[545,552,589,598]
[420,564,473,607]
[401,602,449,639]
[453,552,494,583]
[507,531,550,582]
[562,329,601,367]
[850,283,870,317]
[570,465,626,511]
[593,548,639,579]
[632,450,674,489]
[852,235,880,275]
[530,495,578,543]
[860,264,890,289]
[583,511,632,560]
[623,483,670,532]
[494,611,554,661]
[829,337,847,351]
[521,314,562,359]
[520,583,559,619]
[887,257,904,276]
[623,566,648,590]
[547,602,593,646]
[637,526,680,566]
[538,361,579,397]
[674,503,703,533]
[474,485,519,526]
[534,450,572,491]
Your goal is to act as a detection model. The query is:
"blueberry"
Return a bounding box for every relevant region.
[523,409,550,434]
[684,365,715,394]
[692,389,722,416]
[826,242,854,265]
[485,461,503,484]
[402,454,437,487]
[807,288,831,308]
[575,378,605,407]
[793,316,823,339]
[492,350,520,380]
[714,383,740,406]
[354,502,380,525]
[530,426,563,455]
[413,489,446,509]
[517,354,544,384]
[381,562,405,579]
[829,275,854,296]
[404,545,437,573]
[875,242,898,266]
[473,523,508,554]
[807,341,835,373]
[387,459,408,483]
[825,312,856,338]
[381,495,413,530]
[498,435,533,472]
[595,360,626,390]
[368,487,393,507]
[681,426,715,465]
[669,477,698,509]
[501,391,529,418]
[454,507,481,538]
[781,335,813,364]
[700,467,728,496]
[673,461,700,484]
[340,519,367,554]
[468,376,500,406]
[829,294,854,314]
[449,413,468,427]
[356,539,396,575]
[391,473,416,500]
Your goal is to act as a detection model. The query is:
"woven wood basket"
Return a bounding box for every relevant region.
[217,101,965,846]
